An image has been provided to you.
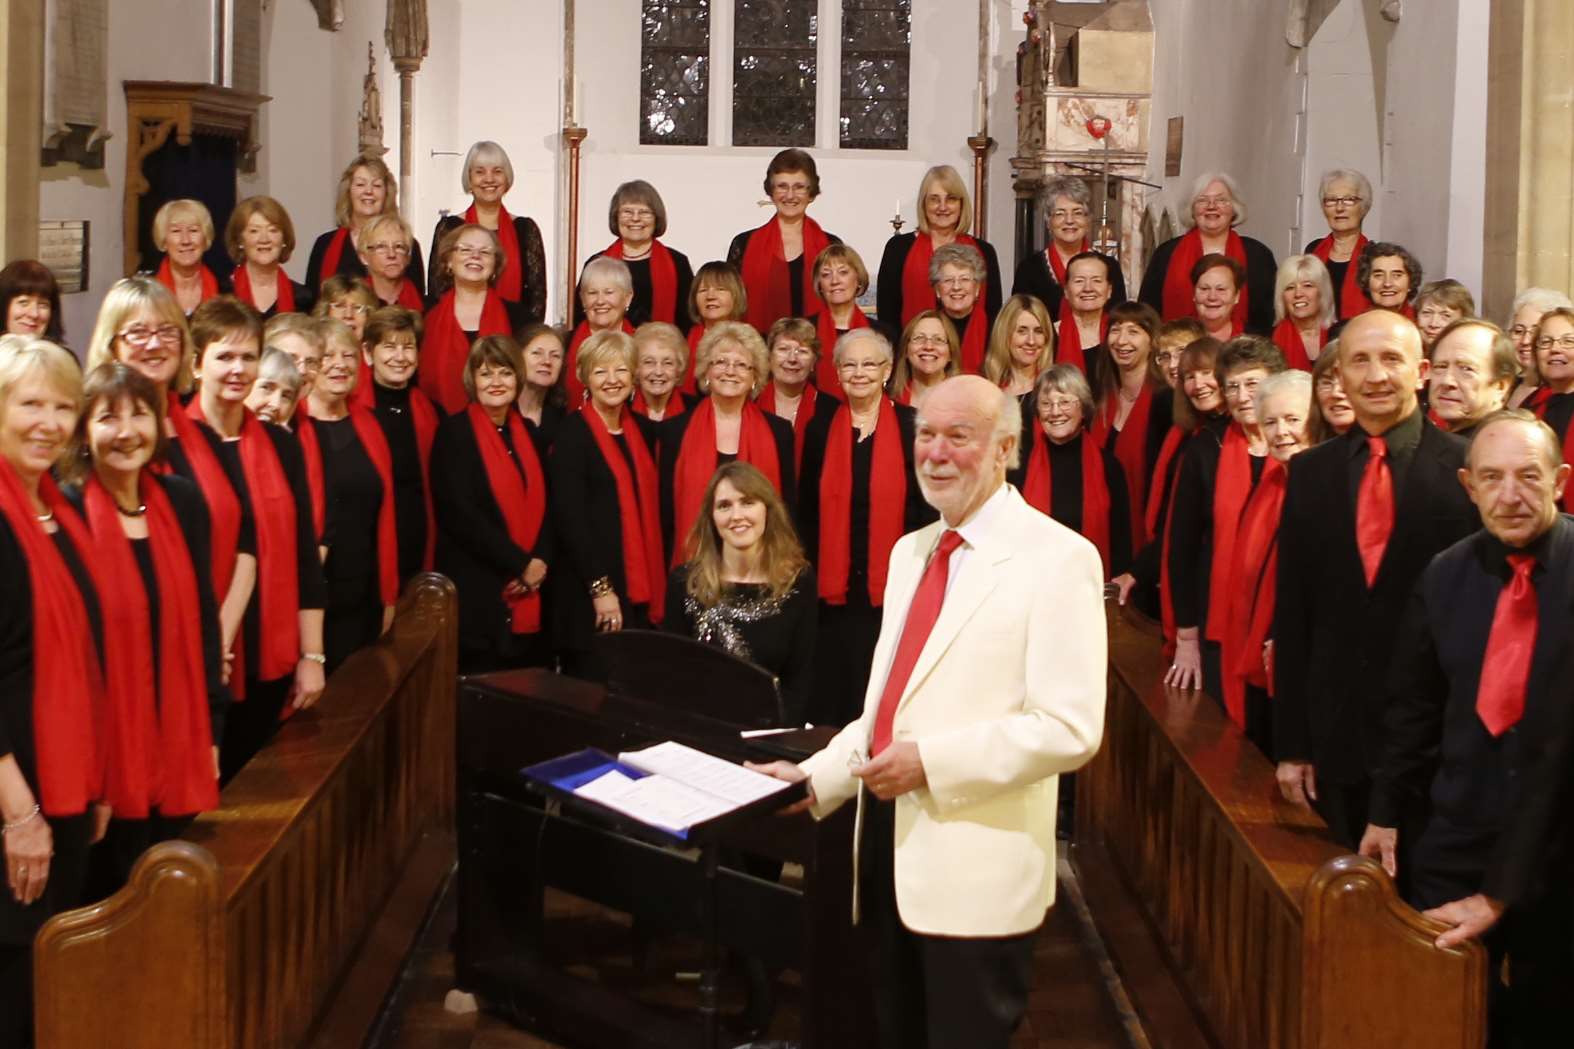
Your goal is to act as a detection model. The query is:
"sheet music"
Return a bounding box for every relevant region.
[619,741,791,807]
[573,769,736,836]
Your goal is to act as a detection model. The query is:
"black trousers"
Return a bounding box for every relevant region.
[0,813,91,1049]
[860,797,1037,1049]
[0,941,31,1049]
[219,675,293,784]
[1312,777,1370,851]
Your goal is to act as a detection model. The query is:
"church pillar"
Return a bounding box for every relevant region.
[0,0,43,261]
[1483,0,1574,319]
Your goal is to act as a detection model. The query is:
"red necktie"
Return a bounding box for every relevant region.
[1476,554,1538,736]
[1355,436,1394,586]
[870,530,965,756]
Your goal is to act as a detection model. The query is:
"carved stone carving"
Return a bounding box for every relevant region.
[310,0,343,30]
[42,0,111,169]
[358,43,387,159]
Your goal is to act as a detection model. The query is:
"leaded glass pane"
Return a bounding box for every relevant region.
[641,0,710,146]
[840,0,910,150]
[732,0,817,147]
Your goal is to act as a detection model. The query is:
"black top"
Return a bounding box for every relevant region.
[875,232,1005,341]
[304,228,426,299]
[657,404,798,559]
[1165,415,1247,628]
[524,401,568,455]
[664,564,818,727]
[244,278,316,319]
[1273,415,1477,781]
[725,226,844,321]
[1137,234,1279,335]
[1026,433,1134,577]
[1010,247,1130,319]
[317,416,387,609]
[430,212,548,324]
[165,429,259,560]
[369,383,441,583]
[1303,239,1357,319]
[1540,391,1574,445]
[576,246,696,333]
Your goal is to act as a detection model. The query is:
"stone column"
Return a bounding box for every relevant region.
[1483,0,1574,320]
[0,0,43,261]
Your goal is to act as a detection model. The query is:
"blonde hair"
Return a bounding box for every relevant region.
[694,322,769,397]
[357,213,414,254]
[86,277,196,394]
[682,461,808,604]
[812,243,870,301]
[333,156,399,229]
[0,335,82,412]
[576,329,638,388]
[915,165,972,235]
[225,195,296,264]
[152,199,215,252]
[889,309,960,395]
[1272,254,1336,329]
[984,294,1054,387]
[313,274,378,317]
[434,223,505,295]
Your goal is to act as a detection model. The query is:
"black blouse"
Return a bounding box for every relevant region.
[369,384,437,582]
[316,416,386,609]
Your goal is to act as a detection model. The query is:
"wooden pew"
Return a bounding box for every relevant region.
[1076,602,1488,1049]
[31,574,460,1049]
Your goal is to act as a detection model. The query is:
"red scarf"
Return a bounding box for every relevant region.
[954,309,988,374]
[348,405,401,606]
[1225,459,1288,713]
[814,307,868,391]
[817,398,905,605]
[741,215,831,331]
[156,258,220,309]
[231,266,296,315]
[294,415,326,541]
[84,475,217,818]
[467,203,523,302]
[683,324,707,393]
[1271,318,1324,371]
[1090,382,1153,546]
[1045,241,1088,286]
[1056,304,1107,373]
[165,403,242,598]
[1162,229,1249,332]
[0,464,104,815]
[607,239,679,323]
[1535,392,1574,510]
[188,400,301,681]
[351,383,439,569]
[580,404,665,622]
[632,388,688,420]
[465,404,547,632]
[379,278,424,311]
[899,232,983,326]
[419,289,512,414]
[565,318,637,406]
[671,398,782,565]
[756,382,818,473]
[1310,233,1370,322]
[320,228,352,287]
[1203,423,1255,643]
[1023,430,1112,577]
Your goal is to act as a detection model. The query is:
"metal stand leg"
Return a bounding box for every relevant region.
[698,846,721,1049]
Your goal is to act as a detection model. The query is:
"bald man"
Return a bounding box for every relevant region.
[1272,310,1477,847]
[753,376,1106,1049]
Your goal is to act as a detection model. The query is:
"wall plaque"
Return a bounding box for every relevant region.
[39,221,89,293]
[1165,116,1183,176]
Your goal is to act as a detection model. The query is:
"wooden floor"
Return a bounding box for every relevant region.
[371,857,1134,1049]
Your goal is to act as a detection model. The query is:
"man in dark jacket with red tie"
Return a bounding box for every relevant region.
[1272,310,1478,846]
[1360,410,1574,1047]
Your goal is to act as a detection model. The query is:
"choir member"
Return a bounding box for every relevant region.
[184,299,327,782]
[758,317,838,470]
[1191,254,1247,342]
[876,165,1004,330]
[1533,307,1574,505]
[1089,301,1173,547]
[727,148,841,332]
[0,260,63,341]
[419,224,514,415]
[225,195,313,318]
[1018,363,1131,579]
[72,363,226,894]
[1304,169,1373,321]
[683,262,749,389]
[579,180,693,331]
[1352,241,1422,321]
[1427,320,1514,439]
[515,322,569,445]
[666,461,818,726]
[546,330,665,678]
[0,337,105,1047]
[246,348,304,427]
[798,329,930,726]
[1273,310,1477,847]
[631,322,690,423]
[810,244,872,390]
[1362,411,1574,1044]
[429,141,546,322]
[931,243,991,374]
[1219,370,1314,756]
[1011,175,1128,318]
[1505,287,1572,408]
[264,312,325,405]
[1165,336,1285,702]
[354,214,426,311]
[305,156,425,296]
[357,307,441,582]
[1414,279,1475,356]
[1055,252,1115,372]
[982,293,1053,399]
[1153,317,1205,390]
[431,335,554,673]
[565,256,636,406]
[262,316,330,540]
[313,274,378,343]
[660,322,795,561]
[1309,344,1356,441]
[1270,254,1333,369]
[152,199,227,315]
[887,309,960,409]
[1139,172,1276,333]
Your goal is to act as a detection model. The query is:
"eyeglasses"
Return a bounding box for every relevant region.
[1037,395,1080,412]
[1223,378,1262,397]
[937,275,977,288]
[838,360,886,375]
[908,334,949,348]
[710,359,754,375]
[1322,196,1361,208]
[1511,325,1535,339]
[772,181,811,196]
[924,194,962,208]
[1535,335,1574,352]
[367,242,410,257]
[1195,195,1234,208]
[456,246,496,259]
[118,325,182,348]
[1050,208,1089,221]
[617,207,655,221]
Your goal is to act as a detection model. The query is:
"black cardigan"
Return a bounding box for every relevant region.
[430,212,547,324]
[1137,233,1278,335]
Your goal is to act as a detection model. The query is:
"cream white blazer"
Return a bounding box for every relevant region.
[799,484,1106,937]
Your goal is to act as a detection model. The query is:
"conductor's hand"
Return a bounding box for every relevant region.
[1357,823,1398,878]
[744,760,814,815]
[854,742,926,801]
[1423,894,1505,949]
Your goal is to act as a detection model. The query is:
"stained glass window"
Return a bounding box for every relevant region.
[732,0,817,147]
[840,0,910,150]
[641,0,711,146]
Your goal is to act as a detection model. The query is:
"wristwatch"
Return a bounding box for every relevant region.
[300,652,327,665]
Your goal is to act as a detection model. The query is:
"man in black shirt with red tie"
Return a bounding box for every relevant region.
[1360,410,1574,1047]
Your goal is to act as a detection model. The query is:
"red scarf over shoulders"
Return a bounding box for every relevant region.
[954,308,988,375]
[1223,458,1288,719]
[294,414,326,541]
[419,289,512,414]
[899,232,984,326]
[165,403,243,598]
[1271,318,1325,371]
[1162,229,1249,332]
[741,216,830,332]
[465,404,547,632]
[814,307,868,391]
[817,398,905,605]
[320,228,352,287]
[1203,423,1256,646]
[756,382,818,473]
[156,258,220,309]
[467,203,523,302]
[1310,233,1369,322]
[606,238,679,323]
[347,405,401,607]
[1089,383,1153,546]
[671,398,782,565]
[580,405,666,622]
[1056,306,1107,374]
[231,266,295,315]
[1023,429,1112,577]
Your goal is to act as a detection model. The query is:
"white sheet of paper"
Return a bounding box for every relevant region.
[619,740,791,807]
[572,768,736,835]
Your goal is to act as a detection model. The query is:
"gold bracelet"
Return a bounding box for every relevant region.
[587,576,614,599]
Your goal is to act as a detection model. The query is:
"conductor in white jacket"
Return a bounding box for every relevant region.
[751,374,1107,1049]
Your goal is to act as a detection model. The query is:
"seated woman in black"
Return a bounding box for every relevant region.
[431,335,553,673]
[665,461,816,727]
